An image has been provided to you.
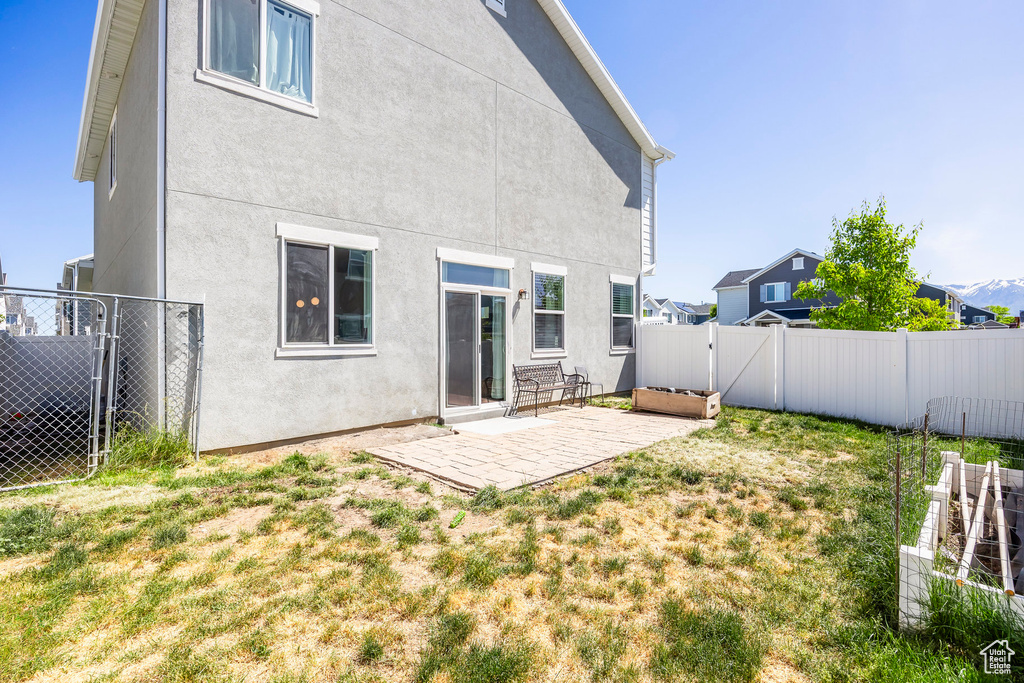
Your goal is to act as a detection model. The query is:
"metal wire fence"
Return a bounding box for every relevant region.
[0,287,204,491]
[891,397,1024,630]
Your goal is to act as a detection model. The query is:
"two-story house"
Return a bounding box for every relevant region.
[713,249,840,327]
[960,304,996,326]
[714,248,967,328]
[73,0,673,450]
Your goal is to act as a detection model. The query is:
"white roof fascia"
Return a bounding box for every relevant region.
[535,0,674,161]
[74,0,146,182]
[714,284,747,292]
[741,248,823,285]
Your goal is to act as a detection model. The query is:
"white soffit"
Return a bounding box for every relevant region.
[74,0,146,182]
[535,0,674,161]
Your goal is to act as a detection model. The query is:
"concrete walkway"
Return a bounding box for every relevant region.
[369,407,710,491]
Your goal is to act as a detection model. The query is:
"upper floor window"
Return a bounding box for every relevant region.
[792,257,804,270]
[205,0,317,106]
[761,282,790,303]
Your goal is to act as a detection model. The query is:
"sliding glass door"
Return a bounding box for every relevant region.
[445,292,477,408]
[442,290,509,411]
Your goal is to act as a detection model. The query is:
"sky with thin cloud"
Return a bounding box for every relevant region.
[0,0,1021,303]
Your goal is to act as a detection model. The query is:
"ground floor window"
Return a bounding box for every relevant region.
[533,265,566,354]
[610,276,635,350]
[278,223,377,354]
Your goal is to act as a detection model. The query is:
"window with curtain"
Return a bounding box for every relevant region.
[611,282,634,349]
[534,272,565,351]
[283,240,374,348]
[207,0,313,104]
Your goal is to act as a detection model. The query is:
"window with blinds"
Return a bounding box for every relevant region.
[533,272,565,352]
[611,282,634,349]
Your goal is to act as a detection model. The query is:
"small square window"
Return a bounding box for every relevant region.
[793,257,804,270]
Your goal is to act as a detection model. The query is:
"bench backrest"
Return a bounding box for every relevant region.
[513,362,566,387]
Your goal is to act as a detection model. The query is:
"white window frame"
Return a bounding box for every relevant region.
[974,316,986,324]
[792,257,804,270]
[197,0,320,117]
[275,223,378,358]
[532,262,567,359]
[609,274,636,353]
[764,282,788,303]
[108,108,117,199]
[485,0,507,17]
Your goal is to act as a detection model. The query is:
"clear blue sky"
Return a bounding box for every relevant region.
[1,0,1022,303]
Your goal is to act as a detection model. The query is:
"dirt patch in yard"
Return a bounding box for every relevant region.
[221,424,453,467]
[194,505,275,538]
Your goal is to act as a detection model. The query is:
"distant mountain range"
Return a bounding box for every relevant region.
[944,279,1024,314]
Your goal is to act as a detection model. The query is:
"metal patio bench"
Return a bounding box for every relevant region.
[511,362,584,417]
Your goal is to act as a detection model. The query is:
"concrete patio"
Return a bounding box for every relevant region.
[368,406,711,491]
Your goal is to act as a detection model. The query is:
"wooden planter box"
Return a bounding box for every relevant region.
[631,388,721,419]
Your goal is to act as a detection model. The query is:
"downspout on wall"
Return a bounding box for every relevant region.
[157,0,168,426]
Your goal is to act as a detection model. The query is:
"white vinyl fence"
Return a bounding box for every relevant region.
[637,324,1024,428]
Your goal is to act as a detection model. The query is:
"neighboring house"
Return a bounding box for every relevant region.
[641,296,712,325]
[714,249,969,328]
[60,254,95,294]
[73,0,673,450]
[712,268,760,326]
[713,249,839,327]
[914,282,964,324]
[960,303,996,326]
[679,303,713,325]
[969,319,1010,330]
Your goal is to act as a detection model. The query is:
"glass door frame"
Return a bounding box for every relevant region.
[438,273,512,422]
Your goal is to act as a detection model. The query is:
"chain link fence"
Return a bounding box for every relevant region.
[0,287,203,491]
[890,397,1024,630]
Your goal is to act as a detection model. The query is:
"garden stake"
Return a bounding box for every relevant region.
[922,414,929,480]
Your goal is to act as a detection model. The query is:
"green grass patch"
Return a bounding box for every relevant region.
[651,601,764,683]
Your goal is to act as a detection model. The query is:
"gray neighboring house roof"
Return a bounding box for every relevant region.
[688,304,713,315]
[713,269,760,290]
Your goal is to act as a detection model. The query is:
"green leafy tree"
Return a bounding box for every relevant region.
[984,305,1017,325]
[709,304,718,319]
[795,198,953,331]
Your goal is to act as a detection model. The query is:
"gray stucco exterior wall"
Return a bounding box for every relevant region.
[160,0,647,449]
[747,255,840,318]
[92,0,159,298]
